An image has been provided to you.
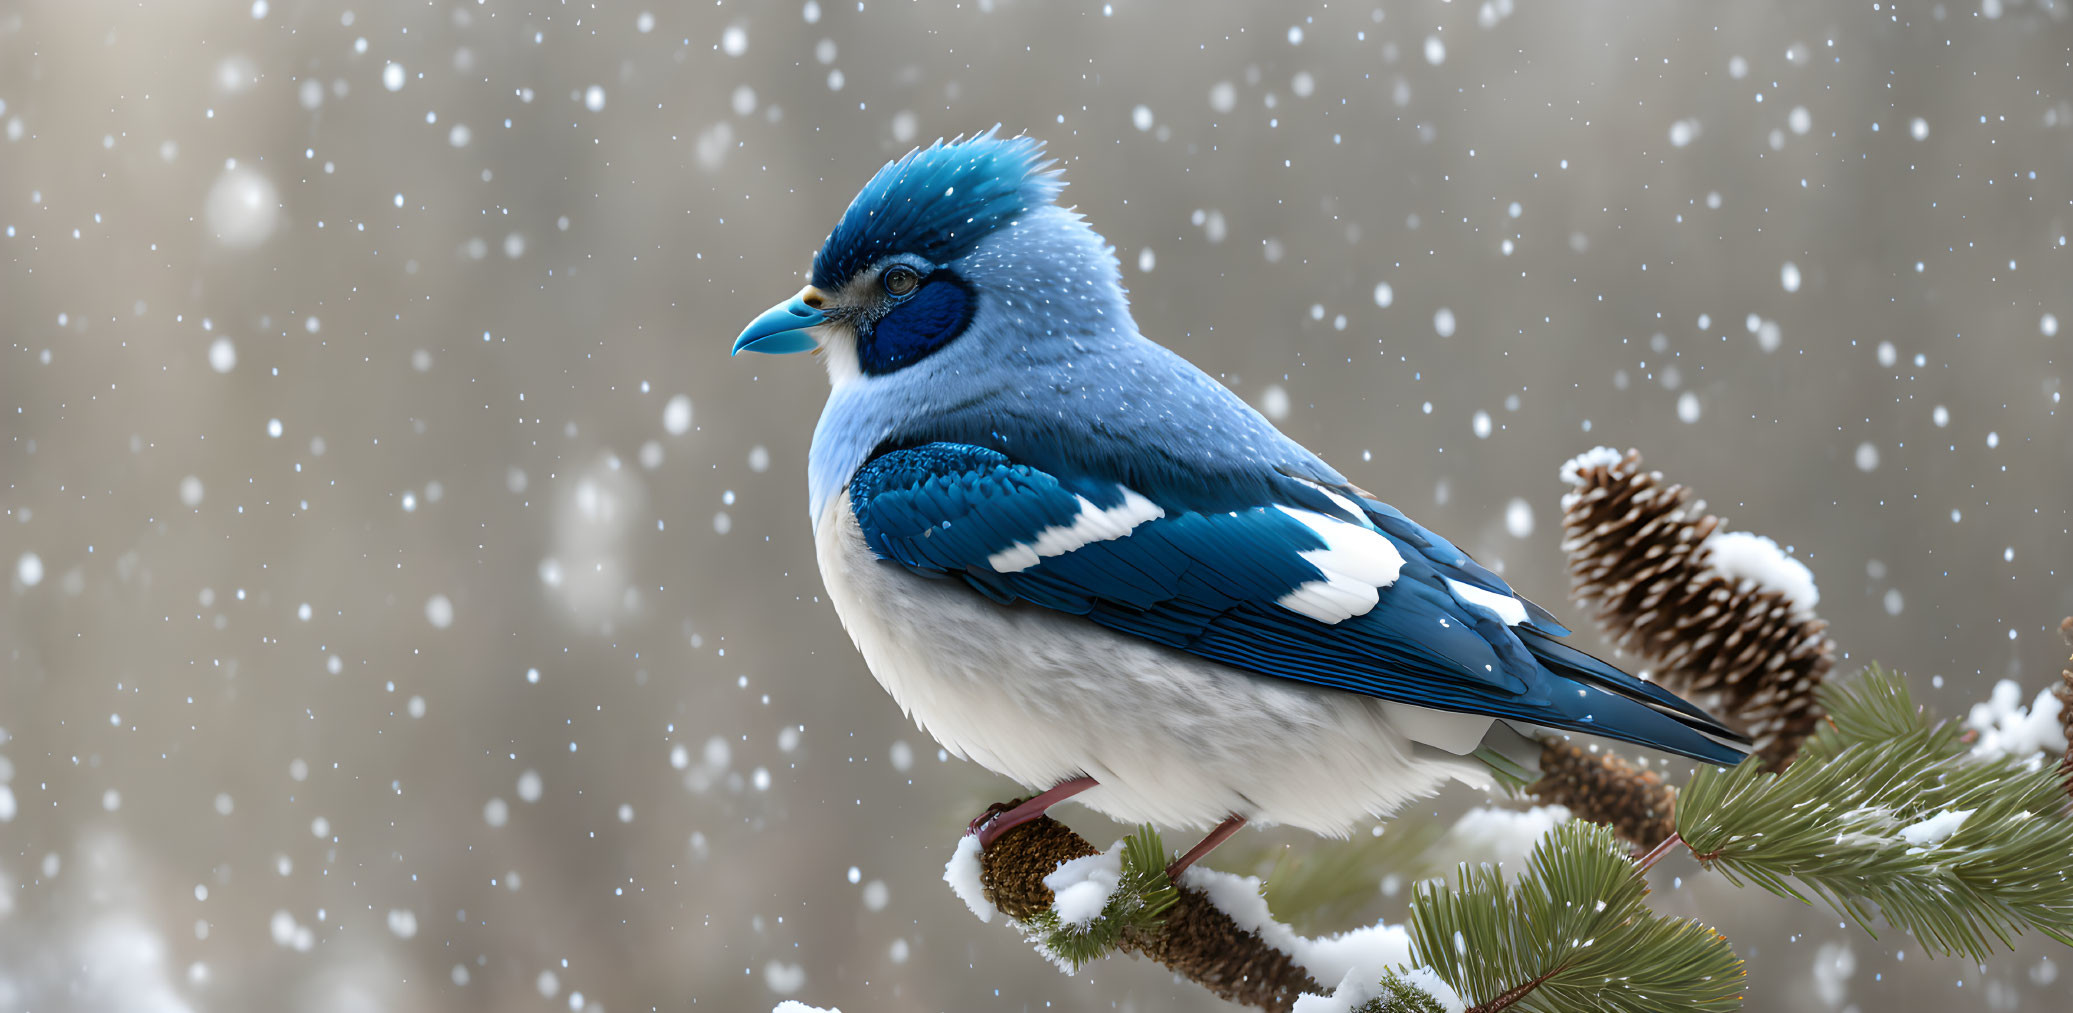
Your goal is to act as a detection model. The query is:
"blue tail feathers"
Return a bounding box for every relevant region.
[1519,629,1752,766]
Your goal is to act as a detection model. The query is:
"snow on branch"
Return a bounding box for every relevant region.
[1959,620,2073,799]
[948,814,1325,1010]
[1966,678,2068,765]
[1673,665,2073,961]
[945,665,2073,1012]
[950,813,1745,1012]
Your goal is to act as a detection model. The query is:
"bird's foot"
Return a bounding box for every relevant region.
[968,775,1099,850]
[1165,813,1247,881]
[966,799,1021,839]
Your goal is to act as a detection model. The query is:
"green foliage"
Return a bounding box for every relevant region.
[1258,820,1442,935]
[1406,821,1744,1013]
[1677,664,2073,961]
[1018,825,1176,969]
[1802,662,1942,756]
[1351,970,1452,1013]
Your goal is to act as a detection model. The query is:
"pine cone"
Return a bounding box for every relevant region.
[1558,448,1834,768]
[978,810,1099,921]
[1529,738,1677,848]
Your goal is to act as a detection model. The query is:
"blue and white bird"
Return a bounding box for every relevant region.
[733,130,1747,875]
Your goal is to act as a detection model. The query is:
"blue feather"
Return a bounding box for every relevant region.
[859,276,975,374]
[1351,495,1572,637]
[812,128,1058,291]
[848,443,1750,766]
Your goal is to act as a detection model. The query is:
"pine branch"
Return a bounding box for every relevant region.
[960,815,1738,1013]
[1405,821,1743,1013]
[1674,665,2073,961]
[1352,970,1459,1013]
[949,665,2073,1011]
[966,814,1323,1011]
[1013,825,1178,968]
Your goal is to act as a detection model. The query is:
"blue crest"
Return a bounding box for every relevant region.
[812,128,1061,289]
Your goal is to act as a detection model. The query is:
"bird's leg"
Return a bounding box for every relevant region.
[971,776,1099,849]
[1165,814,1247,880]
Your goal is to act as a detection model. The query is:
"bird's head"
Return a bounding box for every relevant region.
[732,129,1130,384]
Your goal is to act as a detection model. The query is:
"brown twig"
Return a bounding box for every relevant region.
[1633,831,1685,872]
[976,813,1323,1012]
[1466,967,1563,1013]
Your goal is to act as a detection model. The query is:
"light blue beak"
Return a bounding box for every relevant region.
[732,286,829,356]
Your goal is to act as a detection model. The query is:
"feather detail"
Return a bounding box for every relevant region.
[813,128,1059,291]
[846,443,1751,766]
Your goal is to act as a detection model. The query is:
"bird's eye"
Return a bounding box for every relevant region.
[881,266,920,297]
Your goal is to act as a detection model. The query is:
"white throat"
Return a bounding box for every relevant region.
[816,323,862,389]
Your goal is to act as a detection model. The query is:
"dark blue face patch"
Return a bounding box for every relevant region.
[857,276,975,375]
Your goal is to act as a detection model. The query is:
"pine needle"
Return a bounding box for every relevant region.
[1406,821,1745,1012]
[1678,665,2073,961]
[1021,825,1175,969]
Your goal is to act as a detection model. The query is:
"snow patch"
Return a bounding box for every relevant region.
[1829,804,1903,850]
[1558,446,1624,487]
[1294,964,1466,1013]
[1700,531,1819,612]
[771,1003,841,1013]
[969,830,1453,1005]
[1440,804,1572,870]
[1179,866,1414,986]
[1966,680,2068,763]
[1898,808,1976,851]
[1398,968,1468,1013]
[1299,923,1421,994]
[943,835,996,923]
[1042,843,1125,929]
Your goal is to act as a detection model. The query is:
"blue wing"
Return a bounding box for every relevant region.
[848,444,1749,765]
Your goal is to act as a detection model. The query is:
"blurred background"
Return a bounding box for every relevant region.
[2,1,2070,1010]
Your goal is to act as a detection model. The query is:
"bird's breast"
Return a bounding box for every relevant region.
[810,493,1476,834]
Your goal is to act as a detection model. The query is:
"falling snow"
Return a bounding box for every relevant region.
[2,5,2061,1012]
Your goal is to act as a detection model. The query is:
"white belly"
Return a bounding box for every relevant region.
[815,495,1488,835]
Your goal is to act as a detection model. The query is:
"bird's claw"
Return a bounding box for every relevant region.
[966,779,1098,850]
[966,798,1025,842]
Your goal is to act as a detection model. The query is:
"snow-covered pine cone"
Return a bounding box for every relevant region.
[1558,448,1834,769]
